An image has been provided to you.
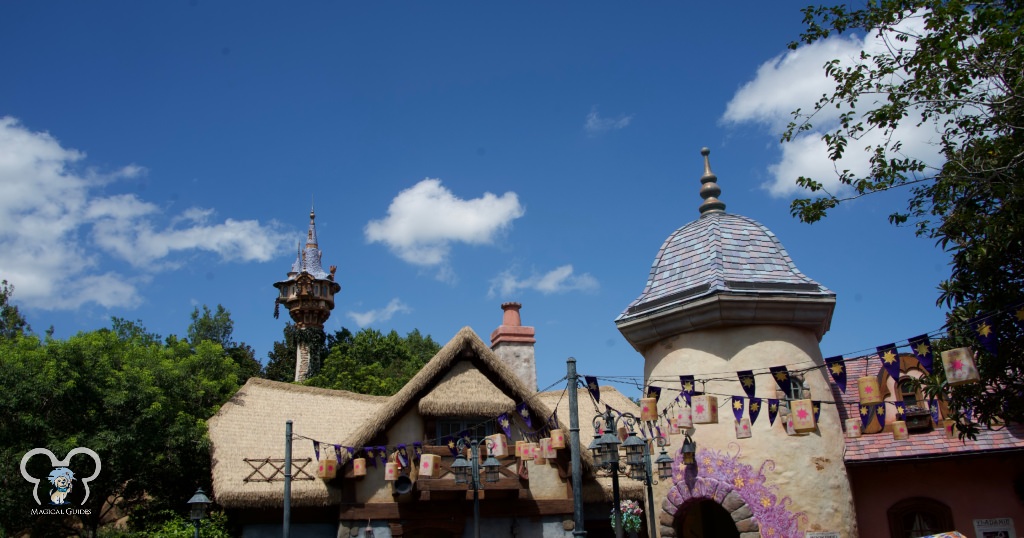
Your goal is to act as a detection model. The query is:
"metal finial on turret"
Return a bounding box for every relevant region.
[698,147,726,215]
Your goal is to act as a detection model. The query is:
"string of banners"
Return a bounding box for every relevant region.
[297,399,573,480]
[581,303,1018,441]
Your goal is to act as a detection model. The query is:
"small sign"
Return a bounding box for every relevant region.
[805,533,840,538]
[973,517,1016,538]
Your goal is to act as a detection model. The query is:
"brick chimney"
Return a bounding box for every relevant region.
[490,302,537,391]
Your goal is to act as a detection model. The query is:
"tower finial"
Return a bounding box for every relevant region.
[306,203,319,248]
[698,147,726,215]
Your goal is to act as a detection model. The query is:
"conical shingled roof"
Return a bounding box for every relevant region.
[619,212,830,316]
[284,207,330,280]
[615,148,835,352]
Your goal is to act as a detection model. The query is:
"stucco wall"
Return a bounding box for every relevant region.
[356,407,425,503]
[526,458,569,499]
[645,324,858,538]
[848,453,1024,537]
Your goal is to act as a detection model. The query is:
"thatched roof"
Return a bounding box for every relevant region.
[208,327,641,510]
[345,326,557,452]
[208,378,386,508]
[418,360,515,417]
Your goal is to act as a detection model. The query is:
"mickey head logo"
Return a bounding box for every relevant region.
[20,448,101,505]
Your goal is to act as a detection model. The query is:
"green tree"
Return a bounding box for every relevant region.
[187,305,233,348]
[304,328,439,396]
[188,304,261,382]
[784,1,1023,431]
[0,321,242,536]
[0,279,29,339]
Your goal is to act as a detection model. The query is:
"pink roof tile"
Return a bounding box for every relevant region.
[833,352,1024,463]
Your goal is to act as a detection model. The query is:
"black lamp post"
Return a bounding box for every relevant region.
[590,406,675,538]
[187,488,211,538]
[451,438,501,538]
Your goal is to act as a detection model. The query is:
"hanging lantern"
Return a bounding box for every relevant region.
[681,435,696,465]
[550,428,566,449]
[655,448,674,480]
[384,462,399,481]
[734,417,752,439]
[941,347,980,386]
[785,417,799,436]
[352,457,367,477]
[676,406,693,429]
[659,426,672,446]
[317,454,338,480]
[451,454,470,484]
[857,376,882,404]
[691,395,718,424]
[515,440,526,459]
[622,431,646,467]
[640,397,658,421]
[588,432,604,466]
[540,437,556,459]
[419,454,441,478]
[533,441,547,464]
[844,418,862,438]
[892,420,909,440]
[487,433,509,458]
[483,453,502,483]
[790,399,817,433]
[667,417,681,435]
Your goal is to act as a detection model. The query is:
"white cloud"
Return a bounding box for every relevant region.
[347,298,411,327]
[488,265,599,298]
[365,178,525,274]
[722,14,943,197]
[584,106,633,136]
[0,116,292,310]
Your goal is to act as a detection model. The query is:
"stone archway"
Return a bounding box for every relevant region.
[658,447,806,538]
[659,476,758,538]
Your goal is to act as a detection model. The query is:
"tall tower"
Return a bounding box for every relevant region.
[273,207,341,382]
[615,148,855,538]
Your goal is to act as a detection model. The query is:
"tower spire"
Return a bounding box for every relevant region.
[306,202,318,248]
[698,147,726,215]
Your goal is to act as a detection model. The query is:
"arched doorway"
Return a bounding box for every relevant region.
[675,499,740,538]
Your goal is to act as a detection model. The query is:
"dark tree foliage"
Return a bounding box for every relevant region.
[304,328,440,396]
[0,321,241,536]
[784,0,1023,433]
[0,279,30,339]
[188,304,261,383]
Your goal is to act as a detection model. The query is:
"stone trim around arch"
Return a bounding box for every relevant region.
[659,447,806,538]
[659,477,759,538]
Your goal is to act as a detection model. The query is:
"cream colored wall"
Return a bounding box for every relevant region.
[646,324,858,538]
[526,458,568,500]
[356,408,425,503]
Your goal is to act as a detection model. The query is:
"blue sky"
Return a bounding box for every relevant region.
[0,2,950,395]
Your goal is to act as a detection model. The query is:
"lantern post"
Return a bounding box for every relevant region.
[452,438,501,538]
[187,488,211,538]
[590,405,674,538]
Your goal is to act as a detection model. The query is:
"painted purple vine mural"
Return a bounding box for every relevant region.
[664,443,806,538]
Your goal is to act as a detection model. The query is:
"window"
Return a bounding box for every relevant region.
[900,378,920,408]
[887,497,953,538]
[436,418,493,442]
[787,376,808,401]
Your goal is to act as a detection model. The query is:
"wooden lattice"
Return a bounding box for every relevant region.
[243,458,315,482]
